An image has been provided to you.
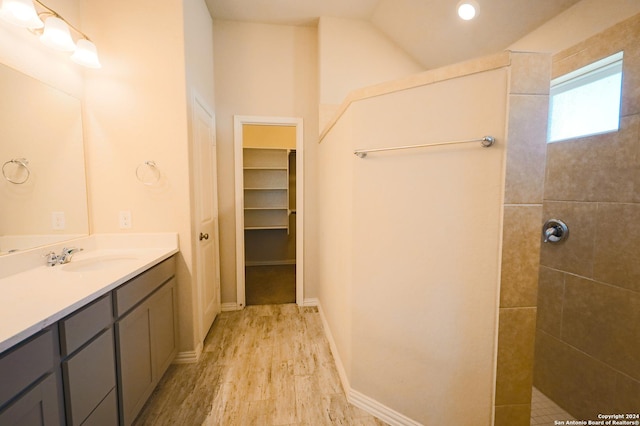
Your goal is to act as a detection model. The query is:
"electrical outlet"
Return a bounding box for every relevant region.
[52,211,65,230]
[119,211,132,229]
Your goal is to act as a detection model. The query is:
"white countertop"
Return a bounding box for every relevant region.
[0,233,179,353]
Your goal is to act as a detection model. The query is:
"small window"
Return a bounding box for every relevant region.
[547,51,623,143]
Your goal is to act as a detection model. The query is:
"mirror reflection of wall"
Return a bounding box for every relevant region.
[0,63,88,255]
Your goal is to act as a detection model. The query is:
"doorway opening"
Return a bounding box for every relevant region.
[233,116,304,308]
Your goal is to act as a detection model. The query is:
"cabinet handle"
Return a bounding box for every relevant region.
[199,232,209,241]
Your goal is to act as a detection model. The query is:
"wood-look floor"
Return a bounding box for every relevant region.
[134,304,388,426]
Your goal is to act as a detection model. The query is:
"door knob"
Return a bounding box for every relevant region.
[199,232,209,241]
[542,219,569,244]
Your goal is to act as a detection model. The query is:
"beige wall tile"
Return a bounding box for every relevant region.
[534,13,640,422]
[552,14,640,79]
[536,266,565,338]
[594,203,640,293]
[539,201,597,278]
[621,53,640,117]
[615,373,640,414]
[494,404,530,426]
[500,206,543,307]
[509,52,552,95]
[495,308,536,405]
[533,330,617,420]
[563,275,640,381]
[504,95,549,204]
[544,115,640,203]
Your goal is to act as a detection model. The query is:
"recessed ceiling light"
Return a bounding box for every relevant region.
[457,0,479,20]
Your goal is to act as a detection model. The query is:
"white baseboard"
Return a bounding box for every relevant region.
[221,302,241,312]
[173,341,203,364]
[303,297,319,307]
[315,300,423,426]
[349,389,423,426]
[315,301,350,395]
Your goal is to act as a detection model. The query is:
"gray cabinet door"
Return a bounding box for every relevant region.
[116,302,153,426]
[149,278,177,380]
[115,262,177,426]
[0,374,61,426]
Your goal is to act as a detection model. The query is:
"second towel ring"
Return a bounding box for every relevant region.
[2,158,30,184]
[136,160,161,185]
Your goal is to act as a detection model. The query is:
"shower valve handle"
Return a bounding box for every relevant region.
[542,219,569,244]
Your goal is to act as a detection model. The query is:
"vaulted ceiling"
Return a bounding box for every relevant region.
[206,0,582,69]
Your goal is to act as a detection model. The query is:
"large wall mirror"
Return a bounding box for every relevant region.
[0,63,88,255]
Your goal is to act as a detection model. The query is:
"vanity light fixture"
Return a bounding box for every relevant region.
[39,15,75,51]
[0,0,42,28]
[457,0,479,20]
[0,0,101,68]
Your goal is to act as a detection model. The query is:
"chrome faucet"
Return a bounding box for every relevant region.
[44,247,84,267]
[59,247,83,264]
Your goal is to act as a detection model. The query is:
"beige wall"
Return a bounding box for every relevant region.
[316,108,355,381]
[534,14,640,419]
[510,0,640,54]
[243,125,296,149]
[317,57,510,424]
[212,20,318,305]
[317,17,423,130]
[80,0,197,353]
[318,17,423,106]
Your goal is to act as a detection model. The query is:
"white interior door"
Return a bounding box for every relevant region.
[193,95,220,339]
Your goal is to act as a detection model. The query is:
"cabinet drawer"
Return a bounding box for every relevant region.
[62,328,116,426]
[59,294,113,357]
[81,388,118,426]
[0,328,55,408]
[114,257,175,317]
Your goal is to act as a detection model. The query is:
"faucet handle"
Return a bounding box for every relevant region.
[62,247,83,255]
[43,251,59,266]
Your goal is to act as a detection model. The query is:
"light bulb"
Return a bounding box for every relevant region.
[0,0,43,28]
[457,1,479,20]
[71,38,101,68]
[39,16,75,51]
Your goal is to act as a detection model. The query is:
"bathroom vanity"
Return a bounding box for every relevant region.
[0,234,179,426]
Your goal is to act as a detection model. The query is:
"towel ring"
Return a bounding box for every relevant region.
[2,158,30,184]
[136,160,161,185]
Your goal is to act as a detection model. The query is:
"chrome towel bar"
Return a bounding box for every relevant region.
[354,136,495,158]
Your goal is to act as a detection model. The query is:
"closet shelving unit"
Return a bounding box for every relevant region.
[243,147,292,231]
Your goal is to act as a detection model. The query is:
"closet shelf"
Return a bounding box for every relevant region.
[243,147,291,232]
[243,166,287,170]
[245,226,288,231]
[244,207,288,211]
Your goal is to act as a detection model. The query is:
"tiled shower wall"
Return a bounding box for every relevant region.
[494,51,551,426]
[534,14,640,420]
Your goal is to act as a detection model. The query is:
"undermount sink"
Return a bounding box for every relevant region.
[61,255,140,272]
